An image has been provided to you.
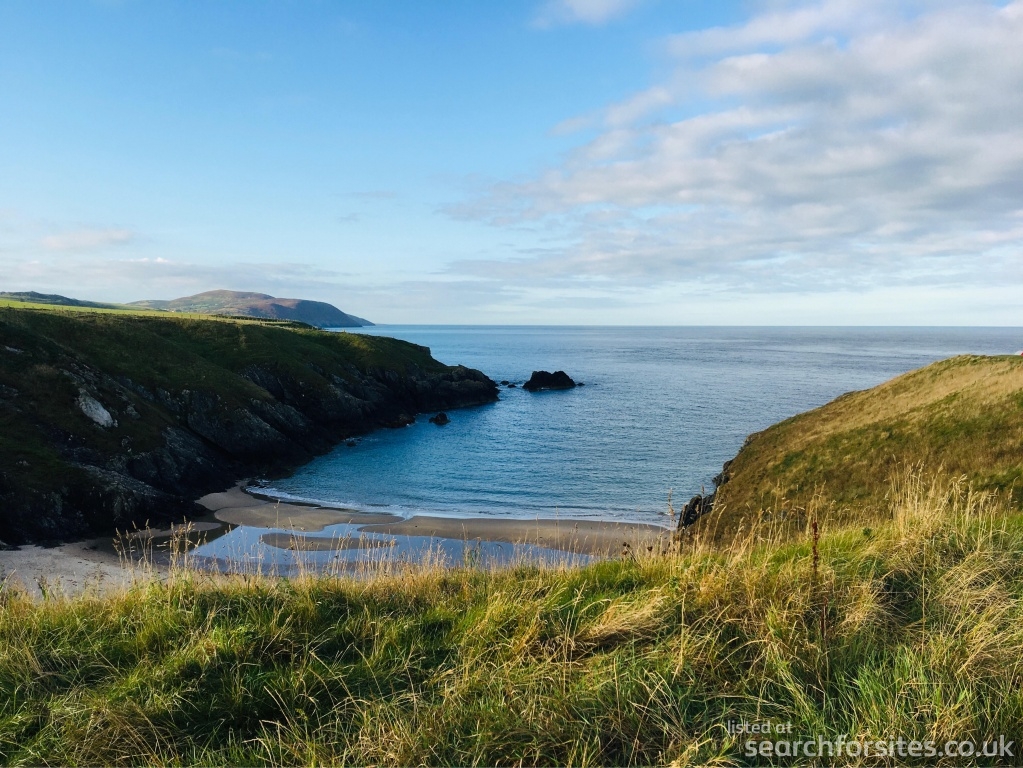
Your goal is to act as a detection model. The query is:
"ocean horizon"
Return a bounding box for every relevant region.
[250,325,1023,526]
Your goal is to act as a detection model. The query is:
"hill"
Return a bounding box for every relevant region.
[0,304,494,543]
[129,290,372,327]
[0,291,125,310]
[698,354,1023,541]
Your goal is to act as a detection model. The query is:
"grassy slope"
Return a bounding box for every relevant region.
[0,304,443,507]
[703,355,1023,541]
[1,474,1021,766]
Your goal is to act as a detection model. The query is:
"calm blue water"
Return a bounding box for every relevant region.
[259,327,1023,526]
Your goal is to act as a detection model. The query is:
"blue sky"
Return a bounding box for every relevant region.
[1,0,1021,324]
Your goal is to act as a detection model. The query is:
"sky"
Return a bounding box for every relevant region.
[0,0,1021,325]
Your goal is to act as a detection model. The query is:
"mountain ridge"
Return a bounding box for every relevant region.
[128,289,372,327]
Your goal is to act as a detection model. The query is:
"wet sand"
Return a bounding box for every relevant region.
[199,484,400,531]
[358,516,670,556]
[211,484,670,556]
[2,483,672,597]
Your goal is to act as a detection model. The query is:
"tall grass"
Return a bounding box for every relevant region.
[2,471,1022,765]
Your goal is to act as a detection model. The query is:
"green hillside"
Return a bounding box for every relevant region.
[129,290,372,327]
[0,303,494,543]
[0,291,129,310]
[701,354,1023,542]
[2,347,1022,765]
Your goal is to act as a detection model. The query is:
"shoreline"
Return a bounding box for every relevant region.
[0,483,672,597]
[207,483,671,556]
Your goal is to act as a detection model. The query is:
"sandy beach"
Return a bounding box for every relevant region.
[199,485,401,530]
[356,516,669,555]
[206,483,670,556]
[1,483,672,596]
[0,540,144,599]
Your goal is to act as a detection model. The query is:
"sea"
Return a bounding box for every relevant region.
[255,326,1023,528]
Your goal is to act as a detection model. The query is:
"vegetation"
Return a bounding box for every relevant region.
[0,291,133,311]
[0,302,439,470]
[1,472,1021,765]
[3,320,1021,764]
[0,303,469,542]
[704,354,1023,543]
[127,289,372,327]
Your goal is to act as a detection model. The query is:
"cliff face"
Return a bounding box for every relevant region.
[0,308,497,544]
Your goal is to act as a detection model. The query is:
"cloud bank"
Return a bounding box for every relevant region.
[463,0,1023,299]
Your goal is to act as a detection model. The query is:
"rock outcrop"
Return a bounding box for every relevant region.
[675,460,734,532]
[0,309,498,544]
[522,370,576,392]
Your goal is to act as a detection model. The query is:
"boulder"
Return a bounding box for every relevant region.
[384,413,415,428]
[522,370,576,392]
[429,412,450,425]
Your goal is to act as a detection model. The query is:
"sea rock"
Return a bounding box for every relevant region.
[429,412,450,425]
[507,383,517,388]
[522,370,576,392]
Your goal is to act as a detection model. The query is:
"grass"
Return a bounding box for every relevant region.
[0,304,450,537]
[706,354,1023,543]
[2,470,1021,765]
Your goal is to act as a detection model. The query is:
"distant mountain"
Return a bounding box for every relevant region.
[129,290,373,327]
[0,291,122,309]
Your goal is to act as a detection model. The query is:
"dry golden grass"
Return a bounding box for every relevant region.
[704,355,1023,543]
[2,471,1022,765]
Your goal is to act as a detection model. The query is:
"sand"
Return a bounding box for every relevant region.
[211,484,671,556]
[3,483,672,597]
[200,484,400,531]
[357,516,670,556]
[0,541,149,599]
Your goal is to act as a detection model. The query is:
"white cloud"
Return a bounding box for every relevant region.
[461,0,1023,305]
[534,0,643,28]
[40,228,135,251]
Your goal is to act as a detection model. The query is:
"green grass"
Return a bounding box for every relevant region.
[707,355,1023,543]
[0,304,447,518]
[3,302,443,466]
[2,472,1021,765]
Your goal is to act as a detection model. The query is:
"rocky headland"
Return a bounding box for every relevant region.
[0,306,498,544]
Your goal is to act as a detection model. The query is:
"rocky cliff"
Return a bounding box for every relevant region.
[0,307,497,544]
